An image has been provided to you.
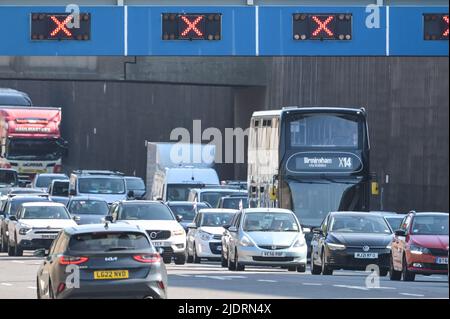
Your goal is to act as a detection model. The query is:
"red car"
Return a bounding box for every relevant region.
[390,212,449,281]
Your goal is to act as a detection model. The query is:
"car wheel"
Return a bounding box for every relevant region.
[7,240,15,257]
[297,264,306,273]
[48,281,55,299]
[186,246,194,263]
[193,243,201,264]
[402,255,415,282]
[389,255,402,280]
[234,249,245,271]
[227,251,236,271]
[287,266,297,272]
[321,251,333,276]
[174,253,186,265]
[162,255,172,264]
[0,234,7,253]
[14,238,23,257]
[221,249,228,268]
[310,249,322,275]
[36,279,41,299]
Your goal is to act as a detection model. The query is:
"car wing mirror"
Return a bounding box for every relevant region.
[104,215,114,223]
[394,229,406,237]
[187,223,196,229]
[223,224,231,230]
[303,227,311,234]
[228,226,237,232]
[312,228,323,235]
[33,248,48,257]
[127,190,135,199]
[176,215,183,222]
[9,216,17,221]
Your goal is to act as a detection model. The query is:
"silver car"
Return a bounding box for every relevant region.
[223,208,309,272]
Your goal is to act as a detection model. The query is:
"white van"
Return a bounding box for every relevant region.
[152,167,219,201]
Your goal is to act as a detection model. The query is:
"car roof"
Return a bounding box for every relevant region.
[198,208,239,214]
[78,175,124,179]
[413,212,449,216]
[36,173,68,177]
[242,208,295,214]
[119,200,164,205]
[69,196,108,202]
[21,202,66,207]
[166,201,208,205]
[9,195,50,201]
[370,211,399,216]
[125,176,143,180]
[194,188,246,193]
[330,211,387,217]
[65,223,147,235]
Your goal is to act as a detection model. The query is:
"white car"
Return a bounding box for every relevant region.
[107,200,187,264]
[7,202,77,256]
[186,208,238,263]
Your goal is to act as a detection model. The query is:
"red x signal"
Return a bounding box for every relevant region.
[180,15,204,37]
[443,15,449,38]
[50,15,73,37]
[312,15,334,37]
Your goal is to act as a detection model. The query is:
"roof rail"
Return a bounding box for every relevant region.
[72,170,125,176]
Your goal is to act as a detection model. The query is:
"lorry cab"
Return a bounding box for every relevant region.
[69,170,129,205]
[153,167,220,202]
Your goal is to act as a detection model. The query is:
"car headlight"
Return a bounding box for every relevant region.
[327,243,346,250]
[198,230,212,241]
[240,235,255,247]
[293,237,306,248]
[171,229,185,237]
[19,227,32,235]
[410,244,430,255]
[386,244,392,250]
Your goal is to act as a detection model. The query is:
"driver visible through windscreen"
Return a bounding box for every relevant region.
[243,213,299,232]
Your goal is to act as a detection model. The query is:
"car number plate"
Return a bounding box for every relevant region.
[41,234,57,239]
[94,270,129,280]
[152,241,164,247]
[436,257,448,265]
[354,252,378,259]
[262,251,285,257]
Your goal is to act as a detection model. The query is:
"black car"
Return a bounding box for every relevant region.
[216,195,249,209]
[125,176,146,200]
[67,197,110,225]
[0,88,32,106]
[36,223,168,299]
[0,169,19,192]
[166,201,211,232]
[0,195,51,252]
[310,211,393,276]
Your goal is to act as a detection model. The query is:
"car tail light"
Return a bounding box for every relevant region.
[133,253,161,263]
[57,283,66,293]
[53,164,63,173]
[2,163,11,169]
[157,281,165,290]
[59,256,89,265]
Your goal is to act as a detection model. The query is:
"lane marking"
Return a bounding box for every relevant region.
[11,261,25,264]
[257,279,277,283]
[1,283,13,286]
[194,275,233,281]
[302,283,322,286]
[400,293,425,297]
[333,284,369,291]
[27,286,37,290]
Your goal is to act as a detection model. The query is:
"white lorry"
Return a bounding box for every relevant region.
[146,143,220,201]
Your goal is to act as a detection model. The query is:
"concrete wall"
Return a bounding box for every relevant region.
[1,56,448,213]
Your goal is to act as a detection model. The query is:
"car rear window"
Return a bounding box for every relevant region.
[68,232,152,252]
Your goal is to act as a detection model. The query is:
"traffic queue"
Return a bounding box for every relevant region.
[0,169,448,299]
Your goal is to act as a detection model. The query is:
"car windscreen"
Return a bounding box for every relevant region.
[69,200,109,216]
[201,191,246,208]
[168,203,209,222]
[78,177,125,194]
[36,175,67,188]
[0,171,17,186]
[243,212,300,232]
[9,198,50,216]
[22,206,70,219]
[222,197,248,209]
[411,215,449,235]
[125,178,145,190]
[330,215,392,234]
[119,203,175,221]
[52,182,69,196]
[385,216,404,231]
[0,95,31,106]
[68,232,152,252]
[201,213,235,227]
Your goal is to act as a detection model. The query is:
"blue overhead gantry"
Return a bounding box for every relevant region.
[0,5,447,56]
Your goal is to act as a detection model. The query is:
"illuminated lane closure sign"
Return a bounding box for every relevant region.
[162,13,222,40]
[286,152,363,174]
[30,13,91,40]
[293,13,352,41]
[424,14,449,40]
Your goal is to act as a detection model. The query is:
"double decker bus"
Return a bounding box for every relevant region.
[247,107,371,231]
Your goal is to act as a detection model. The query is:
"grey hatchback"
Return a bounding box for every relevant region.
[36,223,167,299]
